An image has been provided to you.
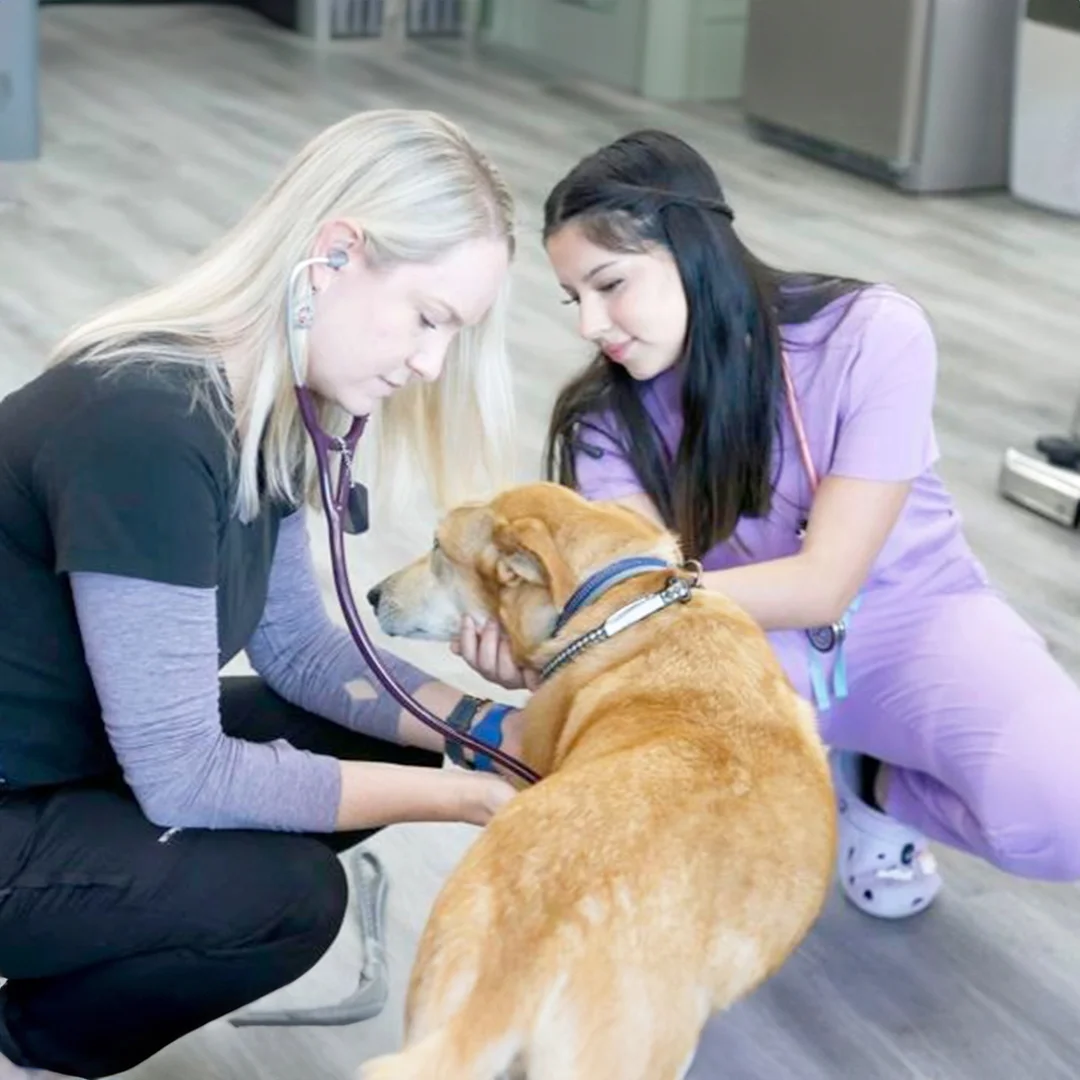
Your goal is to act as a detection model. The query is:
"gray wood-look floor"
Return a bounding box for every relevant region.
[2,6,1079,1078]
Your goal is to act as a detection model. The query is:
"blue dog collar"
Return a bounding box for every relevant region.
[553,556,671,634]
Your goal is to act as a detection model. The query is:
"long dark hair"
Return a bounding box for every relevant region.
[542,130,867,560]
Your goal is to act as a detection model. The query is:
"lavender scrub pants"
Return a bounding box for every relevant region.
[767,584,1080,881]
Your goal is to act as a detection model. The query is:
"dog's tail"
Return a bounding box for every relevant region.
[359,1025,523,1080]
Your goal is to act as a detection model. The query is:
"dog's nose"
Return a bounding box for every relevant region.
[366,584,382,611]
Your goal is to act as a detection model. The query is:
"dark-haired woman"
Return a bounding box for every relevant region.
[457,129,1080,920]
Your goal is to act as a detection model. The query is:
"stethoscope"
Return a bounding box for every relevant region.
[230,253,532,1035]
[780,356,859,711]
[284,252,852,788]
[286,251,542,786]
[574,354,857,710]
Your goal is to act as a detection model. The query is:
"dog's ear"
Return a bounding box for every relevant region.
[492,516,576,608]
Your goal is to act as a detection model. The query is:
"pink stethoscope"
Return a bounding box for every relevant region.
[781,354,860,713]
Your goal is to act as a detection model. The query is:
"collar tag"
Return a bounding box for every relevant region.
[541,575,696,682]
[603,589,669,637]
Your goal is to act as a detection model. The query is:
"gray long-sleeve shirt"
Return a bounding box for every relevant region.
[71,510,432,832]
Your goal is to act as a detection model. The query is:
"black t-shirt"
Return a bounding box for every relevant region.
[0,359,290,789]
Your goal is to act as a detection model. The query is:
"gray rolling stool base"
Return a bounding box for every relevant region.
[229,850,391,1028]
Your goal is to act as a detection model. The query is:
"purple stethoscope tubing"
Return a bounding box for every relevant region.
[286,257,541,786]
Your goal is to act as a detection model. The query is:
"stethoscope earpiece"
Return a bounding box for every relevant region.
[285,249,350,375]
[325,248,349,270]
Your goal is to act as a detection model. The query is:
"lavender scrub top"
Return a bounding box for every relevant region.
[571,285,990,602]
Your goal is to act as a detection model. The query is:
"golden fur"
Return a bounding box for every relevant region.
[361,482,836,1080]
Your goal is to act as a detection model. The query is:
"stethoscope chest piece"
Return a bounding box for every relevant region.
[807,619,845,654]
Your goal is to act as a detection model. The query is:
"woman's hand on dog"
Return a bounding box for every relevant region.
[452,616,540,691]
[457,770,517,826]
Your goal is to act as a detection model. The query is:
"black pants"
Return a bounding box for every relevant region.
[0,677,442,1078]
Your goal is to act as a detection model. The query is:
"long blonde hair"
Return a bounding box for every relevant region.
[47,109,517,523]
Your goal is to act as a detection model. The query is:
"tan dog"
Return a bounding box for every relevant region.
[361,482,835,1080]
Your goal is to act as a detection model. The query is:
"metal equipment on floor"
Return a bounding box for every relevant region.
[998,394,1080,529]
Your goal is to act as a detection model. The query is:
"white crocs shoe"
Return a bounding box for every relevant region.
[830,751,942,920]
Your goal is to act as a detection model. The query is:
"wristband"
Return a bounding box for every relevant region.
[444,694,489,769]
[469,703,515,774]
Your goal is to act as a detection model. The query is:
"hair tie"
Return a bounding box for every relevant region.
[601,183,735,223]
[660,191,735,222]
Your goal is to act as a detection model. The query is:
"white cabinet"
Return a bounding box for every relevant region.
[642,0,748,102]
[483,0,748,102]
[1010,0,1080,215]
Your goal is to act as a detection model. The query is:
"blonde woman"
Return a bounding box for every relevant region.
[0,109,522,1080]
